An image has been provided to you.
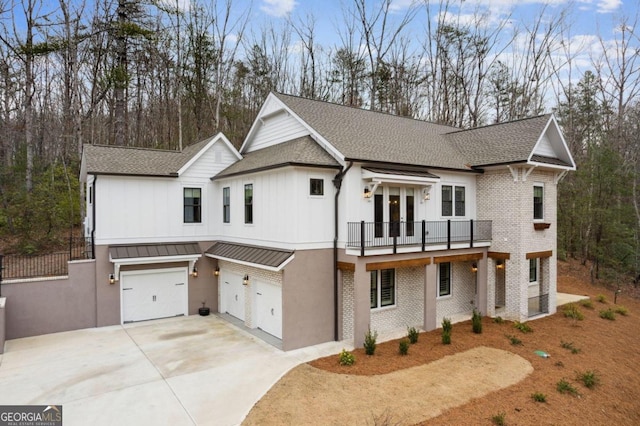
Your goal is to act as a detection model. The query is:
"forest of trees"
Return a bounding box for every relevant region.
[0,0,638,282]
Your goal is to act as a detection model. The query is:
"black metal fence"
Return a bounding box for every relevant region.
[0,237,94,281]
[347,220,492,255]
[528,293,550,317]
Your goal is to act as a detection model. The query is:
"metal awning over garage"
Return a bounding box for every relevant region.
[205,242,294,271]
[109,242,202,276]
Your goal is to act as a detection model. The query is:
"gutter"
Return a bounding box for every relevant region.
[332,161,353,341]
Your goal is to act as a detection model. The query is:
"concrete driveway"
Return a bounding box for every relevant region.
[0,315,346,426]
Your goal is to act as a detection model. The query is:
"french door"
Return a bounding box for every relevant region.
[374,186,415,239]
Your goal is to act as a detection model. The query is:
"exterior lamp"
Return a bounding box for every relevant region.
[191,266,198,278]
[496,260,504,270]
[243,274,249,285]
[471,262,478,273]
[109,274,116,285]
[363,187,372,198]
[214,266,220,277]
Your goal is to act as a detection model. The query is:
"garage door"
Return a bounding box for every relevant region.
[121,268,188,323]
[219,272,245,321]
[255,280,282,339]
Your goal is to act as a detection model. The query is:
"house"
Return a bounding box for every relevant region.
[80,93,575,350]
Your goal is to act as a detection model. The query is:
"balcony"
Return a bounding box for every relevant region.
[347,220,492,256]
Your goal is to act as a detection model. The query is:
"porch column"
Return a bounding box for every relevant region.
[352,260,370,347]
[424,262,437,331]
[477,255,488,316]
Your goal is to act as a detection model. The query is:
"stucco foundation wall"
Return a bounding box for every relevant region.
[370,267,425,335]
[282,249,334,351]
[436,262,476,325]
[2,260,97,339]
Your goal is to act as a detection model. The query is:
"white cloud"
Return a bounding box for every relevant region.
[597,0,622,13]
[260,0,297,18]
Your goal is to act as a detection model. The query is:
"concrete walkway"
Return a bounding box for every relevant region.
[0,315,348,426]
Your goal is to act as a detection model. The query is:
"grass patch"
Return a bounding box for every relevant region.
[562,304,584,320]
[556,379,580,396]
[531,392,547,403]
[599,308,616,320]
[577,370,600,389]
[596,294,607,303]
[491,412,506,426]
[514,321,533,333]
[614,305,629,316]
[506,334,523,346]
[580,299,594,309]
[560,340,581,354]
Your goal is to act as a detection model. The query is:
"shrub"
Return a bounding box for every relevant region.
[514,321,533,333]
[399,339,409,356]
[493,316,505,324]
[556,379,580,396]
[472,309,483,334]
[407,326,419,344]
[364,329,378,355]
[614,305,629,316]
[577,370,600,389]
[441,318,452,345]
[580,299,594,309]
[491,412,506,426]
[562,304,584,321]
[338,349,355,366]
[506,334,522,346]
[599,308,616,320]
[560,340,581,354]
[596,294,607,303]
[442,317,452,333]
[531,392,547,403]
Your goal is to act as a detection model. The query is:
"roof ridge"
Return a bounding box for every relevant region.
[445,114,551,135]
[85,143,183,154]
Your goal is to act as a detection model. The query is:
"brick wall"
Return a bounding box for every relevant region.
[435,262,476,324]
[342,271,354,340]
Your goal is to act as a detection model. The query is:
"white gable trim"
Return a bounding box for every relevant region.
[528,115,576,170]
[178,133,241,176]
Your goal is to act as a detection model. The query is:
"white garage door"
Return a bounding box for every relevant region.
[219,272,245,321]
[121,268,188,323]
[255,280,282,339]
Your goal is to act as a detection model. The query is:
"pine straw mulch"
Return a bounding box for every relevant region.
[244,260,640,425]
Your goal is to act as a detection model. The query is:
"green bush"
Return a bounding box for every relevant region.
[514,321,533,333]
[560,340,581,354]
[614,305,629,316]
[562,304,584,320]
[399,339,409,356]
[596,294,607,303]
[442,317,452,332]
[506,334,522,346]
[338,349,355,366]
[493,316,504,324]
[491,412,506,426]
[407,326,419,344]
[442,318,452,345]
[472,309,483,334]
[599,308,616,320]
[577,370,600,389]
[531,392,547,403]
[556,379,580,396]
[580,299,594,309]
[364,329,378,355]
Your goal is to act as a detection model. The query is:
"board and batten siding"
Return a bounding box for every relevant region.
[532,133,555,158]
[181,143,240,181]
[245,112,309,153]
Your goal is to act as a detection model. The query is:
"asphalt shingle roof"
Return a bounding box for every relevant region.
[83,138,210,177]
[215,135,340,179]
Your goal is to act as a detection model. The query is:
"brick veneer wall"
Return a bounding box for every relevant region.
[435,262,477,324]
[342,271,355,340]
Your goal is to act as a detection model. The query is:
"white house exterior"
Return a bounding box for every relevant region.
[80,93,575,350]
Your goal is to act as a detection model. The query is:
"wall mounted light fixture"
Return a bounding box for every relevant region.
[363,187,372,198]
[214,266,220,277]
[243,274,249,285]
[496,260,505,269]
[191,266,198,278]
[471,262,478,273]
[109,273,116,285]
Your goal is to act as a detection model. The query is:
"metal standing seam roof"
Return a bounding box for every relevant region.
[205,242,294,269]
[215,135,341,179]
[363,166,440,179]
[530,154,573,167]
[109,242,202,260]
[82,137,212,177]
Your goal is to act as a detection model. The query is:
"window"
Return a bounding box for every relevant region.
[310,178,324,196]
[533,185,544,220]
[370,269,395,309]
[222,187,230,223]
[438,262,451,297]
[183,188,201,223]
[406,188,414,237]
[244,184,253,224]
[442,185,465,217]
[529,258,538,283]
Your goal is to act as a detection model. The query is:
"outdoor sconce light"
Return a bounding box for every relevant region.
[214,266,220,277]
[191,266,198,278]
[471,262,478,273]
[243,274,249,285]
[109,274,116,285]
[496,260,505,270]
[363,187,372,198]
[422,187,431,201]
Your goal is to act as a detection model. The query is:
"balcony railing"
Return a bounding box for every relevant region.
[528,293,550,317]
[347,220,492,255]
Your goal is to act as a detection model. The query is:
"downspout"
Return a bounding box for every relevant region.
[333,161,353,341]
[91,175,97,327]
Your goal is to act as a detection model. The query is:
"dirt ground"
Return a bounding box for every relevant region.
[243,260,640,425]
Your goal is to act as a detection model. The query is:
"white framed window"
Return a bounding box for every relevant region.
[244,184,253,224]
[438,262,452,297]
[370,269,396,309]
[310,178,324,196]
[533,184,544,220]
[442,185,465,217]
[222,187,230,223]
[529,258,538,283]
